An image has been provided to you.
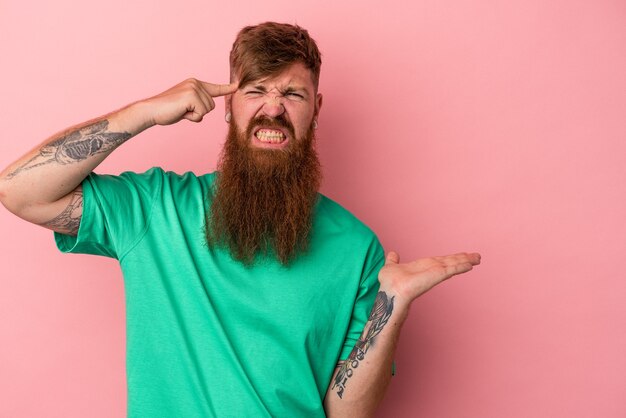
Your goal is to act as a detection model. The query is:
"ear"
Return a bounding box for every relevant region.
[314,92,323,118]
[225,74,240,117]
[224,94,232,117]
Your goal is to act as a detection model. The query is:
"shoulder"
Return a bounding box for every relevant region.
[314,193,378,241]
[89,166,166,187]
[90,167,218,190]
[155,168,217,189]
[313,194,385,279]
[111,167,216,182]
[83,168,219,208]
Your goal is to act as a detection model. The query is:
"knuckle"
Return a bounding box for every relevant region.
[184,78,199,90]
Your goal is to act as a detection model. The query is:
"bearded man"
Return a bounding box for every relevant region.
[0,22,480,417]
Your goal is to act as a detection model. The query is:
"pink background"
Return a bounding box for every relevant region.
[1,1,625,417]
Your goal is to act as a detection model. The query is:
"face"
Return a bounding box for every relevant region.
[226,62,323,151]
[209,62,323,266]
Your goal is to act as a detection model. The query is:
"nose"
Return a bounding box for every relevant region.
[261,92,286,118]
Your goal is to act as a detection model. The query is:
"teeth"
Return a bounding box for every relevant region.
[256,129,286,144]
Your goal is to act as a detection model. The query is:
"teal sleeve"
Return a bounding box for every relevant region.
[54,168,163,259]
[338,237,385,360]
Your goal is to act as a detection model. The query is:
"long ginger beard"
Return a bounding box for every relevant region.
[206,114,321,266]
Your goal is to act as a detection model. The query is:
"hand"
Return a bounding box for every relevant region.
[378,251,481,306]
[141,79,238,126]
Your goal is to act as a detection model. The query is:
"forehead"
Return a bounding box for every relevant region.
[239,62,316,90]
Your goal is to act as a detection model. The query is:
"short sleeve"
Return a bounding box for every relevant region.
[54,168,163,259]
[338,238,385,360]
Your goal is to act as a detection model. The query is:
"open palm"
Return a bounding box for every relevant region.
[378,251,481,304]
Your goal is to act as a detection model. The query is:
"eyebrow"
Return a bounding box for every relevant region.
[250,84,268,93]
[283,87,305,94]
[248,84,308,96]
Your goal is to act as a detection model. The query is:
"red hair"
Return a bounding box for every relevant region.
[230,22,322,90]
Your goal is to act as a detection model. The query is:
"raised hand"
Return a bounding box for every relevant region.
[140,79,238,126]
[378,251,481,306]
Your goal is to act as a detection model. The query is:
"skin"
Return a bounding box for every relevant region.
[0,65,481,417]
[323,251,481,417]
[221,64,483,417]
[225,62,323,149]
[0,79,236,232]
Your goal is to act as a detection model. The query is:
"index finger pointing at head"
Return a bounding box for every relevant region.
[203,81,238,97]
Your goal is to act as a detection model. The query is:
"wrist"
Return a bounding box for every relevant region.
[377,286,412,322]
[113,101,156,135]
[378,280,413,306]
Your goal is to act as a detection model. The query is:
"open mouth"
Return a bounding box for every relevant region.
[252,127,290,148]
[255,128,286,144]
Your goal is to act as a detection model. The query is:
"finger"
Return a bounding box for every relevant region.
[196,90,216,113]
[193,86,214,113]
[443,252,481,266]
[203,82,238,97]
[446,261,474,276]
[183,111,204,122]
[385,251,400,265]
[207,95,216,111]
[443,253,481,276]
[183,102,209,123]
[454,252,481,266]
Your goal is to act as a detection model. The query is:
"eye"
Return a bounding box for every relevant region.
[285,92,305,101]
[245,90,264,96]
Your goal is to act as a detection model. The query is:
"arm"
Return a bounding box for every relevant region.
[324,251,481,417]
[0,79,237,234]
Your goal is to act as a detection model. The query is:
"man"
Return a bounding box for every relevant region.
[0,22,480,417]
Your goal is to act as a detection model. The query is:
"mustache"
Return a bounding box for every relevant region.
[245,114,296,139]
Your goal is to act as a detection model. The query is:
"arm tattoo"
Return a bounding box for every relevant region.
[40,188,83,235]
[6,120,131,179]
[331,291,394,399]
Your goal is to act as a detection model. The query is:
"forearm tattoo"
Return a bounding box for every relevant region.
[40,188,83,235]
[6,120,131,179]
[332,291,395,399]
